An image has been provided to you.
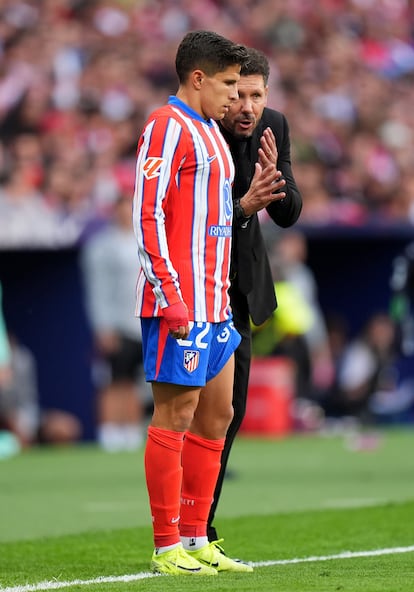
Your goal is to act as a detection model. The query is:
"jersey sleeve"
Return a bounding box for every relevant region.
[133,113,185,310]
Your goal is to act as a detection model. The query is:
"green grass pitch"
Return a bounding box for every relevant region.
[0,427,413,591]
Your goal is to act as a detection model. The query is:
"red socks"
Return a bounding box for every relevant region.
[180,431,225,538]
[145,426,184,548]
[145,427,225,546]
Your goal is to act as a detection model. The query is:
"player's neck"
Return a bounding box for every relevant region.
[176,88,207,121]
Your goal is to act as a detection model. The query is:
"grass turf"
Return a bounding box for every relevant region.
[0,428,413,591]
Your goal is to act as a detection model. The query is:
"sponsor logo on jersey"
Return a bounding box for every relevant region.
[183,350,199,373]
[224,178,232,220]
[208,225,232,237]
[142,157,164,180]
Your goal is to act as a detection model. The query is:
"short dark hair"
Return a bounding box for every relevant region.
[240,47,270,86]
[175,30,249,83]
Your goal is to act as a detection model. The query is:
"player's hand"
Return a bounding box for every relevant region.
[163,301,190,339]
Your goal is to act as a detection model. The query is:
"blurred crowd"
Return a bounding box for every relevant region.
[2,0,414,447]
[1,0,414,248]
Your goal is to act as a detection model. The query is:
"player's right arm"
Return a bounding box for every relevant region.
[133,113,189,335]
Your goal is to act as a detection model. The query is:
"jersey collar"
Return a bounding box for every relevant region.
[168,96,213,127]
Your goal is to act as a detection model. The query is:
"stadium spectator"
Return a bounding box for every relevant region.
[250,259,314,402]
[1,275,82,449]
[271,229,334,397]
[0,282,11,395]
[0,281,18,459]
[320,312,400,425]
[0,1,413,247]
[81,193,146,453]
[0,332,39,446]
[0,331,82,447]
[249,240,326,432]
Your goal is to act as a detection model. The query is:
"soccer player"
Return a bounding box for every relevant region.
[133,31,276,576]
[207,47,303,542]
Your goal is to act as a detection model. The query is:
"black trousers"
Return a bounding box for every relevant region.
[207,285,251,540]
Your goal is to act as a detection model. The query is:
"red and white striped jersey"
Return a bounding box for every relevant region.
[133,96,235,323]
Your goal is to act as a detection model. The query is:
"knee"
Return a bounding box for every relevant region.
[222,403,234,429]
[152,400,197,432]
[170,407,196,432]
[194,403,234,439]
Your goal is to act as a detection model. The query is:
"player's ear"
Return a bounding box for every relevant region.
[192,69,204,90]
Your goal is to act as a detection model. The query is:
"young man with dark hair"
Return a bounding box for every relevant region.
[133,32,276,576]
[207,47,303,541]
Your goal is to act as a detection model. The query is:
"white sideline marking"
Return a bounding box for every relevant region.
[253,544,414,566]
[1,545,414,592]
[0,573,160,592]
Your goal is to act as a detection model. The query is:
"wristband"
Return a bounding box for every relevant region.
[234,198,248,218]
[234,198,251,228]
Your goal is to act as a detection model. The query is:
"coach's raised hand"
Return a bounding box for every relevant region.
[239,161,285,216]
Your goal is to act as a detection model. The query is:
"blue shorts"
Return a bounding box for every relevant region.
[141,317,241,387]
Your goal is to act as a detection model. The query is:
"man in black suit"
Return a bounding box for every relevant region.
[207,47,303,542]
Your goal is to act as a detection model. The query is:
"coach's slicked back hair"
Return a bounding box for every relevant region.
[240,47,270,86]
[175,30,249,83]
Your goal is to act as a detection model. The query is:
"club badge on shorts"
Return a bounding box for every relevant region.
[183,350,199,373]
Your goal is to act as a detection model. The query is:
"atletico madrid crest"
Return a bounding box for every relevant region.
[183,350,199,373]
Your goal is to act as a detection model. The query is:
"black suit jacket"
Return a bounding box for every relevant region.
[220,108,302,326]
